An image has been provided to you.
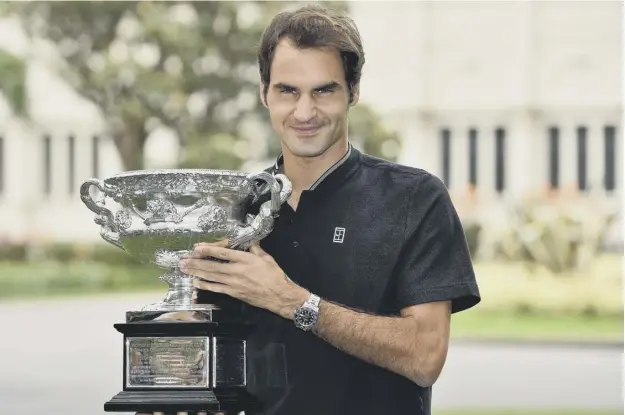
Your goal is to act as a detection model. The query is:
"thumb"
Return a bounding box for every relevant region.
[249,243,270,257]
[250,243,280,265]
[250,242,268,256]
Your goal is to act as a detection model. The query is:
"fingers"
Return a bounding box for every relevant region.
[181,239,230,259]
[192,243,250,263]
[153,311,203,322]
[190,270,229,285]
[192,278,230,295]
[181,259,240,286]
[180,257,231,277]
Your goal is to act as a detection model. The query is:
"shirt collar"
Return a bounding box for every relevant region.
[272,142,355,190]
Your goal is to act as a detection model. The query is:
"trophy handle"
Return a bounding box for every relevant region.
[79,179,124,249]
[228,173,292,249]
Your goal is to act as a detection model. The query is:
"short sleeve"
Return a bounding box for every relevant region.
[393,173,480,313]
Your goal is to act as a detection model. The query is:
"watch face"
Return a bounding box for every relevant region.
[295,308,316,327]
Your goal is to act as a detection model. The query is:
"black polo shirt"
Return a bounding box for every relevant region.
[242,145,480,415]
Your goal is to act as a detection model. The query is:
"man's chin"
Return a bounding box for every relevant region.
[291,147,327,158]
[290,148,326,158]
[285,138,328,158]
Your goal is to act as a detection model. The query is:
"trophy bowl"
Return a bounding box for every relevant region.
[80,169,292,314]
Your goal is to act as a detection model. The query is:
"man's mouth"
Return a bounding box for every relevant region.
[291,125,321,135]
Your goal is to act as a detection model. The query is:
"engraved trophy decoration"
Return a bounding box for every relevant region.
[80,169,291,414]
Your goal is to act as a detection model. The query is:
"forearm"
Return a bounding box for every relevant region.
[311,299,447,387]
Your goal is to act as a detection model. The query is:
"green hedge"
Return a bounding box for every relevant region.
[0,261,164,299]
[0,242,142,265]
[0,242,174,299]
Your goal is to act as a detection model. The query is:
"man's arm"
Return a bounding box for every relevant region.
[316,299,450,387]
[283,296,451,387]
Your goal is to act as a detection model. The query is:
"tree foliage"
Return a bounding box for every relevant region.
[0,49,27,116]
[2,1,402,171]
[6,1,294,170]
[348,104,401,162]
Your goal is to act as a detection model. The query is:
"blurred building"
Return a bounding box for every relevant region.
[0,1,621,245]
[352,1,622,199]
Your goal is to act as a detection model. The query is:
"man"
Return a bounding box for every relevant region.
[143,4,480,415]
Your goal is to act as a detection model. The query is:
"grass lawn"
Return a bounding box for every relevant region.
[452,254,623,342]
[471,255,622,318]
[437,410,621,415]
[451,310,623,343]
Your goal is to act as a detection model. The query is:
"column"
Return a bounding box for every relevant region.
[48,129,68,203]
[100,135,124,177]
[509,113,535,198]
[19,122,45,241]
[0,119,27,238]
[587,121,605,193]
[477,123,495,198]
[397,111,432,172]
[615,122,622,197]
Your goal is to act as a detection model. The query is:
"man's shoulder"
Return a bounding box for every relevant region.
[360,153,432,180]
[358,152,447,197]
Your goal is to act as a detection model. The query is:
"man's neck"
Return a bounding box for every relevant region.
[281,140,349,196]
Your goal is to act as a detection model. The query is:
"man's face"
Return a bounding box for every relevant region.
[262,38,358,159]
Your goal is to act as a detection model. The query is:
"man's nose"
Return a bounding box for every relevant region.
[293,95,316,122]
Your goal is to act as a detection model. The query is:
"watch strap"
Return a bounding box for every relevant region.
[304,293,320,311]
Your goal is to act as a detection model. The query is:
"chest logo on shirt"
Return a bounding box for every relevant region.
[333,227,346,243]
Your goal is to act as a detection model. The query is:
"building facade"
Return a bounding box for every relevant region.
[352,1,622,200]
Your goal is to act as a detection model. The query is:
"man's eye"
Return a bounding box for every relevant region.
[279,87,296,94]
[316,88,333,95]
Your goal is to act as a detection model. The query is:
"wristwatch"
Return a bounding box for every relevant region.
[294,293,320,331]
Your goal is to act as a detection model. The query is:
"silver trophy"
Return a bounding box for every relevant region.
[79,169,292,414]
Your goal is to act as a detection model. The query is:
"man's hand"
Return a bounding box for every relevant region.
[179,241,309,319]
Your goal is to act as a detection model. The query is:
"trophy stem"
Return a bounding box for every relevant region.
[161,270,196,306]
[139,270,220,313]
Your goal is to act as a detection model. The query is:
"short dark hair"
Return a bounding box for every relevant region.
[258,4,365,103]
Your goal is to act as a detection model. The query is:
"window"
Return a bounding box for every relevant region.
[43,135,52,195]
[92,135,100,178]
[440,128,451,187]
[548,126,560,190]
[604,125,616,191]
[68,134,75,194]
[495,127,505,193]
[576,126,587,191]
[468,128,478,186]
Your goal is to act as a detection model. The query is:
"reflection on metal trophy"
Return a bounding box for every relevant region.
[80,169,292,414]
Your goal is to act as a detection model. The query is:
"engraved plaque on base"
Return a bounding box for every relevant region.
[80,169,292,414]
[126,337,209,388]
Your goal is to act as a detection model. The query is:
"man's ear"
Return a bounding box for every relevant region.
[349,83,360,106]
[260,84,268,108]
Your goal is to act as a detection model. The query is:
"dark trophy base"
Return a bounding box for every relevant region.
[104,305,260,415]
[105,389,252,413]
